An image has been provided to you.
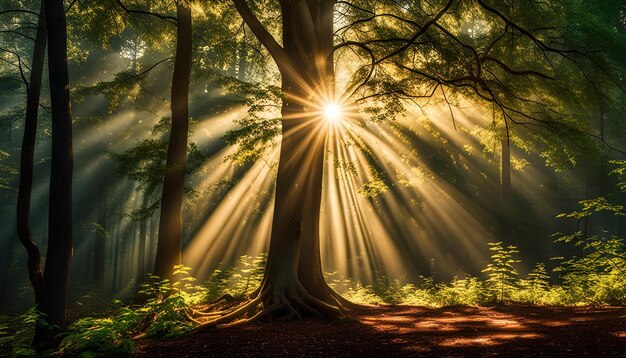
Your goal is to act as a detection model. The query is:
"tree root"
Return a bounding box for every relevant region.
[192,281,347,332]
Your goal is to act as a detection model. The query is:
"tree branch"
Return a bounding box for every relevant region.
[0,9,39,17]
[232,0,288,68]
[115,0,177,24]
[65,0,79,13]
[0,47,29,87]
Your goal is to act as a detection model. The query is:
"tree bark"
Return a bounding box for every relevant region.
[231,0,349,318]
[153,2,192,280]
[33,0,74,348]
[16,0,46,305]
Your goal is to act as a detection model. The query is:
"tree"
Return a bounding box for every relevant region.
[222,0,347,322]
[152,0,193,280]
[33,0,74,349]
[189,0,626,325]
[482,241,520,303]
[14,0,46,304]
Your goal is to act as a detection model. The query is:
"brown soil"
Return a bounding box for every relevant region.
[135,305,626,357]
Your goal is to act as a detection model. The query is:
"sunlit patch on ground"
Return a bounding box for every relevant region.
[438,332,542,347]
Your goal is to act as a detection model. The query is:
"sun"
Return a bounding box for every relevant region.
[323,103,342,123]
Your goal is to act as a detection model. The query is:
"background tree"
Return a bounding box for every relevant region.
[152,0,193,280]
[33,0,74,348]
[11,0,46,304]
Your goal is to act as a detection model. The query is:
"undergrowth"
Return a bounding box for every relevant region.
[1,196,624,357]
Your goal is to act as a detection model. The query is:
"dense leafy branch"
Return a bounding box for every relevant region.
[333,0,625,153]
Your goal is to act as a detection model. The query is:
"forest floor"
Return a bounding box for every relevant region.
[135,305,626,357]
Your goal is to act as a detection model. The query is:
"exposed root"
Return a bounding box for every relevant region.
[192,281,347,332]
[213,293,236,304]
[190,293,246,317]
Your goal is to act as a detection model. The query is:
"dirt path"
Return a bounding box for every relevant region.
[135,305,626,357]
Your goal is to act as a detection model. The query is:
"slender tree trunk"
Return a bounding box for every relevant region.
[153,2,192,279]
[137,217,147,279]
[93,195,106,286]
[112,224,119,291]
[33,0,73,348]
[16,0,46,305]
[500,134,513,242]
[501,136,511,201]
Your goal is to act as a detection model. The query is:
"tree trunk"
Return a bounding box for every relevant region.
[500,134,513,243]
[93,195,106,286]
[112,220,120,291]
[153,2,192,280]
[137,217,147,280]
[33,0,74,348]
[16,0,46,305]
[501,136,511,202]
[237,0,348,318]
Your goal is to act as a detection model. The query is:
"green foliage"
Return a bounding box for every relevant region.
[329,236,619,308]
[112,118,208,218]
[0,308,39,357]
[341,283,386,305]
[58,265,204,357]
[202,268,234,303]
[74,67,154,113]
[512,263,551,305]
[81,222,110,239]
[435,276,489,306]
[7,244,626,357]
[358,167,388,197]
[556,197,624,220]
[46,256,268,356]
[201,254,267,302]
[221,80,281,166]
[610,160,626,191]
[0,149,17,190]
[225,254,267,298]
[112,132,207,194]
[58,306,139,357]
[482,242,521,304]
[371,277,407,304]
[553,191,626,305]
[329,238,625,308]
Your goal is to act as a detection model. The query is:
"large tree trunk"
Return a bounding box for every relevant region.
[244,0,347,317]
[153,2,192,279]
[16,0,46,305]
[33,0,74,348]
[292,0,351,307]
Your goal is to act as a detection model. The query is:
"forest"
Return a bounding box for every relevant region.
[0,0,625,356]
